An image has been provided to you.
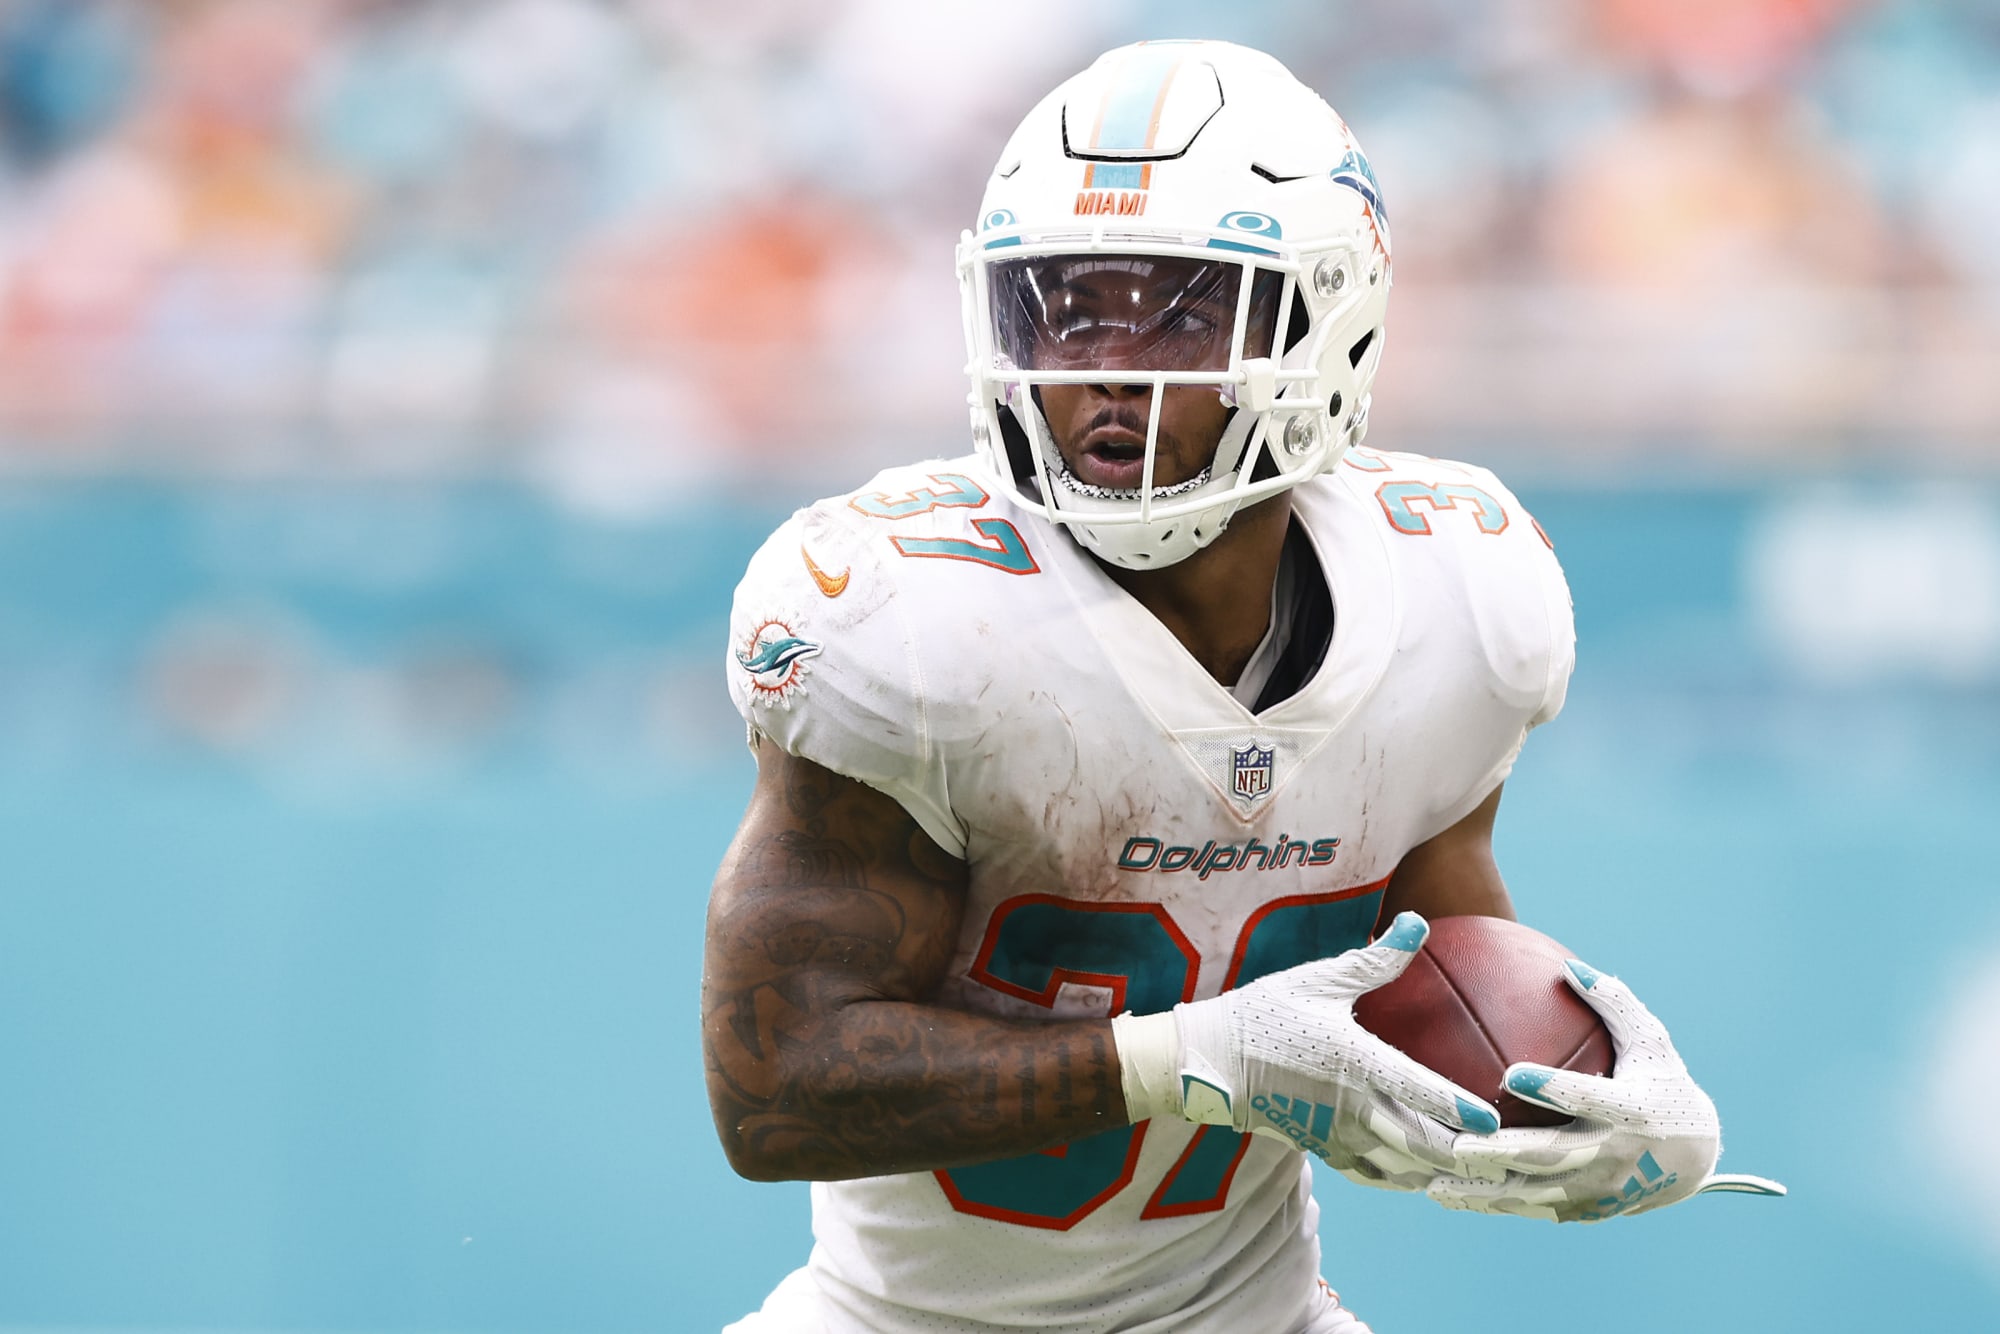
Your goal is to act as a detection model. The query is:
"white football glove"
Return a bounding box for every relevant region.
[1425,957,1787,1222]
[1112,912,1499,1184]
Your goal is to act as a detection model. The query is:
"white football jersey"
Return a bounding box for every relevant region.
[722,447,1574,1334]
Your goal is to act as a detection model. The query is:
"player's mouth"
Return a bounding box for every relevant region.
[1059,424,1213,502]
[1073,428,1154,491]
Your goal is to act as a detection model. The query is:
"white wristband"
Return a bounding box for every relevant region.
[1110,1010,1183,1123]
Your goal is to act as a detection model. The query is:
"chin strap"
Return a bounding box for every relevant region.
[1054,463,1214,502]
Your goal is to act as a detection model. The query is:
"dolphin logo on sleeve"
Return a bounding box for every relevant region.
[736,619,823,701]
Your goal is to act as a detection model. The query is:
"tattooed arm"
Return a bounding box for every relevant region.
[702,742,1127,1182]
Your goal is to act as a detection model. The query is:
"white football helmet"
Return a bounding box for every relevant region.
[957,41,1393,568]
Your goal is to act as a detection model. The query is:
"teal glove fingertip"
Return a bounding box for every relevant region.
[1564,958,1601,990]
[1380,911,1428,953]
[1456,1096,1499,1135]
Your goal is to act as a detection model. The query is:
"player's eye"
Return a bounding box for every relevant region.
[1046,309,1108,345]
[1159,306,1222,339]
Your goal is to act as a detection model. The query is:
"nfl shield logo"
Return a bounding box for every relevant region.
[1231,743,1275,800]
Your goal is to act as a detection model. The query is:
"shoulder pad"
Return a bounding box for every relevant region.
[1335,448,1574,726]
[727,488,968,856]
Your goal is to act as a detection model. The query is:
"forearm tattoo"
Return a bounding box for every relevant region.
[702,755,1123,1180]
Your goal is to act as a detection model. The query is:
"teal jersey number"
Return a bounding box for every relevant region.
[848,472,989,519]
[848,473,1042,575]
[890,518,1040,575]
[934,881,1387,1229]
[1375,480,1510,536]
[937,899,1196,1230]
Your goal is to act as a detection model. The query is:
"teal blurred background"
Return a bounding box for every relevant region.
[2,1,1998,1331]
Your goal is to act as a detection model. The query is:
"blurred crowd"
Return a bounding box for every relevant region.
[0,0,1996,493]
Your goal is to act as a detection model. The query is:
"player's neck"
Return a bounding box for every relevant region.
[1094,495,1293,689]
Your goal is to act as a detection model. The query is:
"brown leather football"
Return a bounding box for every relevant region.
[1352,914,1614,1128]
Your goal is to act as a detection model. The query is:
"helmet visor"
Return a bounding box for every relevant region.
[990,254,1283,373]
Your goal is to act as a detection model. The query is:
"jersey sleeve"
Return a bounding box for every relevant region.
[1364,453,1575,838]
[1504,471,1575,732]
[725,499,969,858]
[1530,549,1576,730]
[1457,461,1576,786]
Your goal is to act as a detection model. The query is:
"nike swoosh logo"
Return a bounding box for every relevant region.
[802,545,849,597]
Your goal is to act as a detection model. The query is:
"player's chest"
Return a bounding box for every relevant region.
[936,631,1514,1018]
[940,697,1422,1011]
[945,590,1511,870]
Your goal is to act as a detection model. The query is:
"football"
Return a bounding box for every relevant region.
[1352,915,1614,1128]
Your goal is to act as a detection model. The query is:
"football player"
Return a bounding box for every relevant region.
[705,40,1781,1334]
